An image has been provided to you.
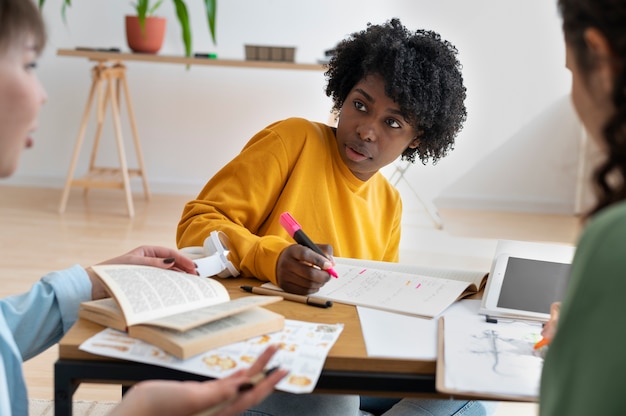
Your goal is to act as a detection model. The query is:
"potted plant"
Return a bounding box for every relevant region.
[38,0,217,56]
[126,0,167,53]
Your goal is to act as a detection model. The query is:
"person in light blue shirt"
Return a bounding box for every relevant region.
[1,266,90,415]
[0,0,287,414]
[0,254,288,416]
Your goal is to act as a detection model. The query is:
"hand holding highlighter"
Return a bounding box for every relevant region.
[279,212,339,278]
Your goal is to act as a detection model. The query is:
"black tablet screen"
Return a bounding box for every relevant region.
[497,257,571,314]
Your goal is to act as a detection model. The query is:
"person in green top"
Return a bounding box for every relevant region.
[538,0,626,414]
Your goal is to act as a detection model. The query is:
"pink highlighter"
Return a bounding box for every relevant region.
[279,212,339,278]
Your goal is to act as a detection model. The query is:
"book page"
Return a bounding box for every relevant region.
[80,319,344,394]
[130,307,284,358]
[335,257,486,288]
[440,314,544,400]
[91,265,230,326]
[314,263,472,318]
[80,298,121,317]
[78,298,126,331]
[143,296,283,332]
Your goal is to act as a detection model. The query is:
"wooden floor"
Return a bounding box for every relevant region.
[0,184,583,413]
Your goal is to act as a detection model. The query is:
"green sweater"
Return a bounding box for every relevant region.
[540,201,626,415]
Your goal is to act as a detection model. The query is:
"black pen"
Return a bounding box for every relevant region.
[193,367,279,416]
[241,285,333,308]
[76,47,121,53]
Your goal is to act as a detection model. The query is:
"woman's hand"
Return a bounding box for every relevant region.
[109,344,288,416]
[541,302,561,343]
[276,244,335,295]
[86,246,198,300]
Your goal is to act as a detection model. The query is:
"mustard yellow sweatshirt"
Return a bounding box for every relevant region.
[177,117,402,285]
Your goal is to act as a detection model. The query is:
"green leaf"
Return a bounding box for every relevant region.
[172,0,192,57]
[38,0,72,25]
[61,0,71,23]
[204,0,217,46]
[135,0,147,21]
[148,0,164,16]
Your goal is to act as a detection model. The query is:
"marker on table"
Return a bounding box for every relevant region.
[279,212,339,278]
[241,285,333,308]
[193,367,279,416]
[76,47,121,53]
[194,52,218,59]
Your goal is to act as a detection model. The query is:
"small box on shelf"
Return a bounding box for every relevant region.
[245,45,296,62]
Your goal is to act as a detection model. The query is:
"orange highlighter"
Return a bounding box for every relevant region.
[534,337,550,350]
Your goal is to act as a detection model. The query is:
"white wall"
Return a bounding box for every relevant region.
[8,0,578,214]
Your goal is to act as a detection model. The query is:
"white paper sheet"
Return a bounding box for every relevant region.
[442,313,544,398]
[357,299,481,360]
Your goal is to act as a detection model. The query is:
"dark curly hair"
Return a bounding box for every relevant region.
[325,18,467,165]
[558,0,626,218]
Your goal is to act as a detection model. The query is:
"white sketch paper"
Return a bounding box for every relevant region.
[442,314,544,399]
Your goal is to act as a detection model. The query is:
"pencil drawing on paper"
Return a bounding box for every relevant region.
[444,316,544,398]
[468,327,543,377]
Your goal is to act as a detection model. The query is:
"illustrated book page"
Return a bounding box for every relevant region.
[79,319,344,394]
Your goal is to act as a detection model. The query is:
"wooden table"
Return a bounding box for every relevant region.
[55,277,441,415]
[56,49,325,217]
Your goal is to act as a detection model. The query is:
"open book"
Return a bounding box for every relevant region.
[263,257,487,318]
[79,264,284,359]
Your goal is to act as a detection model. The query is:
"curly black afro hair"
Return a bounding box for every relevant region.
[325,18,467,165]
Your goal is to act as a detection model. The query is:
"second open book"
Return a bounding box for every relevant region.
[262,257,488,318]
[79,265,284,359]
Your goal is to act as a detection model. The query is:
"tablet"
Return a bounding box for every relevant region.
[479,253,572,322]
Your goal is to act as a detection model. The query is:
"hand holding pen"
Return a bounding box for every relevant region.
[111,344,287,416]
[275,212,338,295]
[534,301,561,350]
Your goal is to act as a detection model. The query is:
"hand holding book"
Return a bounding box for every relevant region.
[80,264,284,358]
[86,245,198,300]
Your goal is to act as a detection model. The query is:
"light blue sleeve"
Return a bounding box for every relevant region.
[0,264,91,361]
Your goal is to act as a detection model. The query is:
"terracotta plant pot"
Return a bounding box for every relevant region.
[125,15,166,54]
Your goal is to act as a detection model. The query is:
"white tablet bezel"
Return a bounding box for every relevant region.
[480,248,574,322]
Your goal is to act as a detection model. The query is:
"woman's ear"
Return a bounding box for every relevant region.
[584,27,616,94]
[408,131,422,149]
